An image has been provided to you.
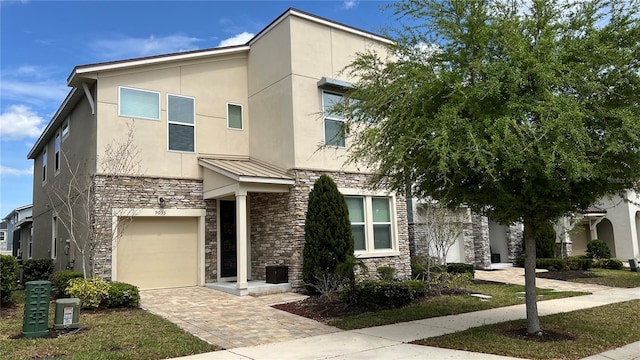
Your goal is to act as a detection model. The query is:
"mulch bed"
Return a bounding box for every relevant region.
[536,270,596,281]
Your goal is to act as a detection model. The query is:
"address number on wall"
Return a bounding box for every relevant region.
[155,210,166,216]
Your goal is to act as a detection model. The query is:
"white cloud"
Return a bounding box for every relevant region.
[0,165,33,177]
[0,105,46,140]
[1,79,68,104]
[343,0,358,9]
[217,32,254,47]
[91,34,203,59]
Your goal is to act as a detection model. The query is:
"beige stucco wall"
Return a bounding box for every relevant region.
[288,16,388,172]
[95,54,250,179]
[247,16,295,170]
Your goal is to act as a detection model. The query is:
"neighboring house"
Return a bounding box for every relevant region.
[2,205,33,258]
[0,221,8,256]
[27,8,411,294]
[407,200,523,269]
[556,192,640,261]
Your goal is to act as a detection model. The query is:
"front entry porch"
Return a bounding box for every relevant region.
[200,156,296,295]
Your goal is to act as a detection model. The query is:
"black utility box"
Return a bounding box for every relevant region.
[491,253,501,263]
[266,265,288,284]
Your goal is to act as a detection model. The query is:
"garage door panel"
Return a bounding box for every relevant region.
[117,217,198,290]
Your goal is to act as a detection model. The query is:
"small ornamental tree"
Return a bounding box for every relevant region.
[302,175,354,291]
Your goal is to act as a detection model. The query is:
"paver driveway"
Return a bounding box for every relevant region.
[140,287,339,349]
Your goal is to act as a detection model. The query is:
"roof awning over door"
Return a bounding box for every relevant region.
[199,156,294,199]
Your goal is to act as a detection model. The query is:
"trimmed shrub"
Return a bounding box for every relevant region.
[22,258,55,283]
[352,280,413,307]
[107,282,140,308]
[376,266,396,281]
[405,279,427,298]
[515,256,525,267]
[302,175,354,292]
[594,258,624,270]
[447,263,475,277]
[0,255,19,304]
[586,240,611,259]
[52,270,84,293]
[341,279,428,307]
[536,258,567,271]
[565,255,593,270]
[66,276,110,308]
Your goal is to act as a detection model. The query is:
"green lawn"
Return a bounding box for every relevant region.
[0,291,217,360]
[329,282,589,330]
[415,300,640,360]
[570,268,640,288]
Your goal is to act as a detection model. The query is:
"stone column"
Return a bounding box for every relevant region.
[472,215,491,269]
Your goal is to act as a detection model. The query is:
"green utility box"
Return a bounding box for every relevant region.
[22,280,51,338]
[54,298,80,329]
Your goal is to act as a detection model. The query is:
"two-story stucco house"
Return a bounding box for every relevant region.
[27,8,411,294]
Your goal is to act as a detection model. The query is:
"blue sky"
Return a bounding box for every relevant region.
[0,0,395,218]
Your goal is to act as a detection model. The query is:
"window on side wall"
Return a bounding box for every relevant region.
[322,91,346,147]
[345,194,396,255]
[167,94,195,152]
[227,103,243,130]
[119,87,160,120]
[54,131,61,175]
[61,117,70,140]
[51,215,58,260]
[42,147,47,184]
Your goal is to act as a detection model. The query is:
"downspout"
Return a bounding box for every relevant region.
[82,83,95,115]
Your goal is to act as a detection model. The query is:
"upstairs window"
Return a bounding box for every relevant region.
[167,94,195,152]
[61,117,70,140]
[54,131,60,175]
[227,103,243,130]
[322,91,346,147]
[42,147,47,184]
[119,87,160,120]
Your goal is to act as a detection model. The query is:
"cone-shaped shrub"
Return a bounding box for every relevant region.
[302,175,354,288]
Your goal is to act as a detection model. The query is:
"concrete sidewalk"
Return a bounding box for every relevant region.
[175,287,640,360]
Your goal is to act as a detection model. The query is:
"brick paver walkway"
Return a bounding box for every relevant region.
[140,287,339,349]
[475,267,614,293]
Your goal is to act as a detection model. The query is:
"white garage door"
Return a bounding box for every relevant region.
[117,217,199,290]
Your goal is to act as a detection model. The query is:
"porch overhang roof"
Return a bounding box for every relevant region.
[198,156,295,185]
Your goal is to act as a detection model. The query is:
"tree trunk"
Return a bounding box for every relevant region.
[523,219,542,335]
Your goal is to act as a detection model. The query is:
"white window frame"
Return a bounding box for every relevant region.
[28,228,33,259]
[322,90,346,148]
[226,103,244,130]
[341,188,400,258]
[61,116,70,141]
[166,93,196,153]
[42,147,47,185]
[51,215,58,260]
[54,131,61,176]
[118,86,161,121]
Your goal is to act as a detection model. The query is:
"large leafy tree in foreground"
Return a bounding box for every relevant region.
[342,0,640,334]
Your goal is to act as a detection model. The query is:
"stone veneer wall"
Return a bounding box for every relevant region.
[506,224,524,263]
[471,215,492,269]
[92,175,206,279]
[204,199,217,283]
[249,169,411,288]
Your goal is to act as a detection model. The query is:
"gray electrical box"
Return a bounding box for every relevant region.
[54,298,80,329]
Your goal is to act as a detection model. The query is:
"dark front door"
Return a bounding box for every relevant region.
[220,200,237,278]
